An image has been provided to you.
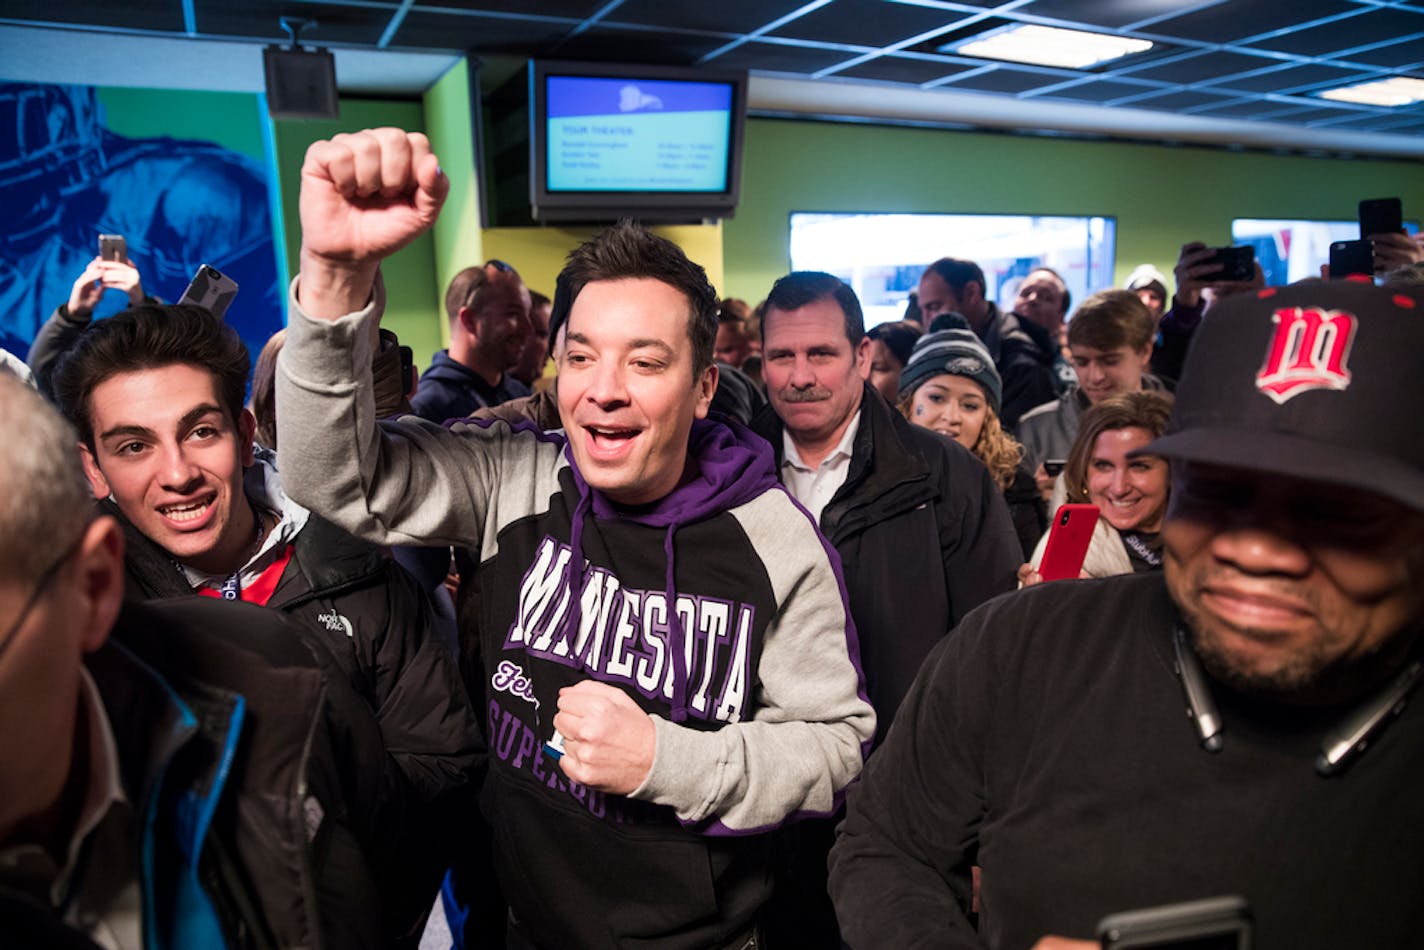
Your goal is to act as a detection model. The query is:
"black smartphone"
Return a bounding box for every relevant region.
[1359,197,1403,237]
[1200,246,1254,283]
[1043,459,1066,478]
[98,233,126,262]
[1098,895,1251,949]
[1329,239,1374,280]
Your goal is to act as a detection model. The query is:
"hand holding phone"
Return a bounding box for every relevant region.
[1198,246,1255,284]
[1037,503,1098,582]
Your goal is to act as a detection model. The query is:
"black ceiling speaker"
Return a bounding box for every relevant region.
[264,17,339,119]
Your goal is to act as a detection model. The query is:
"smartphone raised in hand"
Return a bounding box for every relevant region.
[1037,503,1098,582]
[98,234,127,262]
[1329,240,1373,280]
[1359,197,1403,238]
[179,264,240,320]
[1199,246,1255,284]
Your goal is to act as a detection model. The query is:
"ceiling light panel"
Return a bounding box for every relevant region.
[1320,76,1424,106]
[950,24,1152,69]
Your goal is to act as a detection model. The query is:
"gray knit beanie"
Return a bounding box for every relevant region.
[898,329,1002,415]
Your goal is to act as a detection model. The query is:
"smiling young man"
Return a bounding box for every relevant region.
[1017,289,1166,499]
[275,128,873,950]
[50,303,480,945]
[830,279,1424,950]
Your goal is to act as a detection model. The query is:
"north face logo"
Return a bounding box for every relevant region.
[1255,307,1357,405]
[317,609,354,638]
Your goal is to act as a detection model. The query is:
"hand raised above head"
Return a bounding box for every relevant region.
[298,128,449,319]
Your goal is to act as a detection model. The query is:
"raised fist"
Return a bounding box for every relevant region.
[298,128,449,318]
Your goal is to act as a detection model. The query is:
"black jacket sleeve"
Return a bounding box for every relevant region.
[829,606,995,949]
[366,559,484,804]
[936,444,1022,625]
[26,304,91,400]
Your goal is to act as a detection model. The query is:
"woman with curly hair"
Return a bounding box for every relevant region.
[897,329,1045,557]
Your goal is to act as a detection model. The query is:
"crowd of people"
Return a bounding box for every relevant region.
[3,124,1424,950]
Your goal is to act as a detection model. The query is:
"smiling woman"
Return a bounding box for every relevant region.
[1026,390,1174,582]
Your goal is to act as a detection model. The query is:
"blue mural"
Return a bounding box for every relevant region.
[0,82,281,362]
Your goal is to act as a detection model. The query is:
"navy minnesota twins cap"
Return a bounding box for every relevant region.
[1142,278,1424,512]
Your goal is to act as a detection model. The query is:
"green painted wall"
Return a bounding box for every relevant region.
[722,117,1424,304]
[97,87,267,161]
[422,58,484,357]
[271,99,443,368]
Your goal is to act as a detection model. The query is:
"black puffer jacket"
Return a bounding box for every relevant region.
[109,501,481,944]
[754,384,1021,734]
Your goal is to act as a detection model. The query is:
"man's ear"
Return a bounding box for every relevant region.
[238,409,257,467]
[854,335,873,380]
[72,516,125,654]
[79,442,111,500]
[1135,341,1155,371]
[693,362,719,420]
[965,281,986,308]
[457,306,480,338]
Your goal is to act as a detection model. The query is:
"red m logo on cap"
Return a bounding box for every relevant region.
[1255,307,1357,405]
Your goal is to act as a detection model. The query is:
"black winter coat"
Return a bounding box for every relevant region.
[754,384,1021,736]
[109,502,482,945]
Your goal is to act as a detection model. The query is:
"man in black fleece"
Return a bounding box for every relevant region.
[830,279,1424,949]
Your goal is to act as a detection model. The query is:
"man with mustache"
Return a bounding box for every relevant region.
[829,279,1424,949]
[751,270,1019,946]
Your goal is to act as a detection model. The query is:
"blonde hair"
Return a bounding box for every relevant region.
[897,388,1024,491]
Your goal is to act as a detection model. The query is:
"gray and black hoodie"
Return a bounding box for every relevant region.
[276,278,876,949]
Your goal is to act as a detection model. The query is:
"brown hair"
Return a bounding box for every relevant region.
[1063,390,1174,503]
[249,328,286,450]
[52,303,250,450]
[1067,289,1156,352]
[550,220,718,378]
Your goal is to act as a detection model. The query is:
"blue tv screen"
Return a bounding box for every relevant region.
[544,75,735,194]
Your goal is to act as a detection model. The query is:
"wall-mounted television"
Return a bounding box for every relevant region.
[528,60,748,223]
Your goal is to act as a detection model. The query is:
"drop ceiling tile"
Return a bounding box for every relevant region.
[1190,98,1283,118]
[1345,38,1424,69]
[547,27,728,65]
[767,0,961,48]
[1246,9,1424,58]
[1207,63,1369,94]
[0,0,185,32]
[607,0,809,35]
[833,55,976,84]
[198,1,392,44]
[1148,0,1355,44]
[701,40,858,74]
[1038,79,1161,103]
[945,67,1066,94]
[394,11,571,51]
[1018,0,1207,31]
[1125,49,1279,84]
[1129,89,1243,111]
[417,0,604,16]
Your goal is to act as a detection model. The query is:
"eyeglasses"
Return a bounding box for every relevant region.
[461,259,519,312]
[0,535,82,665]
